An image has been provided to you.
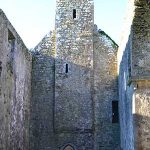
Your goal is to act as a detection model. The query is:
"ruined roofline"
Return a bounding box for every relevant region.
[94,24,118,48]
[33,25,119,54]
[98,29,119,48]
[0,8,29,51]
[33,31,53,51]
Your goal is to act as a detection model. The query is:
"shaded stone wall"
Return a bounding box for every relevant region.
[30,53,55,150]
[0,0,121,149]
[1,0,150,149]
[118,0,150,149]
[93,26,120,150]
[0,9,32,150]
[118,37,135,150]
[30,28,119,150]
[117,1,136,149]
[30,0,120,147]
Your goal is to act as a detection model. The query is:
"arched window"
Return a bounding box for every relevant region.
[63,144,75,150]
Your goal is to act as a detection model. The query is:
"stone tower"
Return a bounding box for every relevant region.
[54,0,94,148]
[55,0,94,133]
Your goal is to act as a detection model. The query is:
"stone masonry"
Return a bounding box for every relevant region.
[55,0,94,133]
[30,0,120,149]
[0,0,150,149]
[118,0,150,149]
[0,9,32,150]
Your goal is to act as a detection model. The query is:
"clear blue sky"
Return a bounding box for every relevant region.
[0,0,128,48]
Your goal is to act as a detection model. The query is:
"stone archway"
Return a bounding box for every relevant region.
[63,144,75,150]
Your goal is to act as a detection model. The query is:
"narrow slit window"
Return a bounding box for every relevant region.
[73,9,76,19]
[112,101,119,123]
[65,64,68,73]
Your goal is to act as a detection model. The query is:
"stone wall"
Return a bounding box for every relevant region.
[55,0,94,132]
[131,0,150,78]
[30,53,55,150]
[0,9,32,150]
[131,1,150,144]
[134,81,150,150]
[117,1,135,149]
[118,36,135,150]
[30,27,120,149]
[1,0,150,149]
[34,31,56,57]
[0,0,121,149]
[93,26,120,150]
[54,0,95,149]
[118,0,150,149]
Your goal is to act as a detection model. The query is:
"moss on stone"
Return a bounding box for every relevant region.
[98,29,119,48]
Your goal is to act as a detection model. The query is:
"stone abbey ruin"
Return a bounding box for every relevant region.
[0,0,150,149]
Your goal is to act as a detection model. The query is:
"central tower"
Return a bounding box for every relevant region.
[54,0,94,148]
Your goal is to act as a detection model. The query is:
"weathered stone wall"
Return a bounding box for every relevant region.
[30,53,55,150]
[30,0,120,148]
[131,6,150,149]
[30,27,120,150]
[1,0,150,149]
[118,37,135,150]
[55,0,94,132]
[34,31,56,57]
[0,9,32,150]
[134,81,150,150]
[117,1,136,149]
[93,26,120,150]
[54,0,95,149]
[118,0,150,149]
[131,0,150,78]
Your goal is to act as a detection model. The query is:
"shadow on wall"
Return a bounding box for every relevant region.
[118,28,150,150]
[118,34,135,150]
[30,51,119,150]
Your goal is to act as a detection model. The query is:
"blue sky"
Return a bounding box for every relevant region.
[0,0,128,48]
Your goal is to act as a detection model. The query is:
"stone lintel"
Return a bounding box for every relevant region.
[129,76,150,88]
